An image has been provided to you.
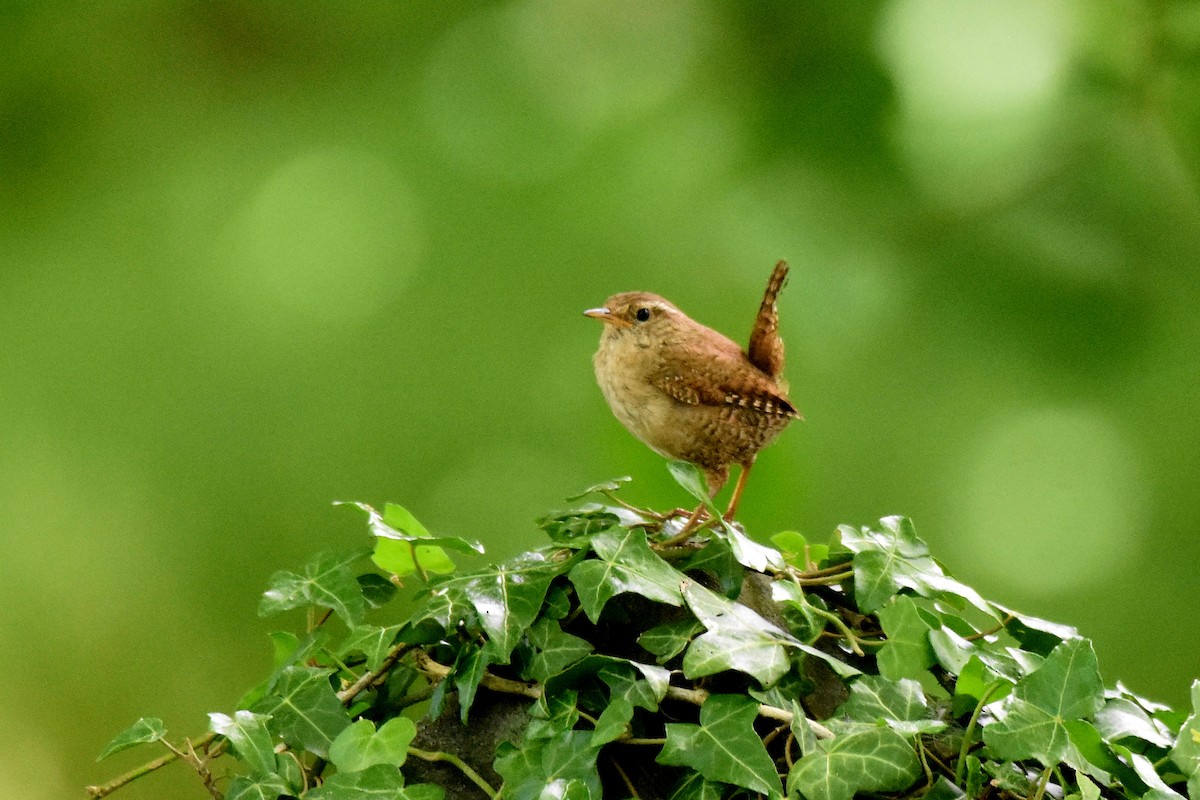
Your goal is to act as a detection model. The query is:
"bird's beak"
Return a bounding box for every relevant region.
[584,307,611,321]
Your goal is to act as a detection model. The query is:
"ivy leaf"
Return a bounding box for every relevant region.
[538,506,624,544]
[787,724,921,800]
[984,638,1105,765]
[666,460,716,508]
[305,764,443,800]
[682,582,858,686]
[679,535,743,598]
[259,550,367,625]
[721,520,785,572]
[839,517,992,615]
[838,676,947,736]
[876,596,936,681]
[659,694,781,797]
[96,717,166,761]
[568,527,683,622]
[1171,679,1200,799]
[1095,698,1175,748]
[668,772,727,800]
[590,662,670,746]
[208,710,276,776]
[357,574,398,609]
[452,643,489,723]
[493,730,602,800]
[250,666,351,758]
[995,602,1079,656]
[432,552,567,663]
[225,773,291,800]
[565,476,632,500]
[526,617,594,682]
[639,619,704,663]
[680,582,792,685]
[340,624,403,673]
[328,718,416,772]
[340,502,481,578]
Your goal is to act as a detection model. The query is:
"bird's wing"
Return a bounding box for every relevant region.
[649,342,800,419]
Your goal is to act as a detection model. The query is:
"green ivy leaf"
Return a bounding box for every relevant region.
[250,666,351,758]
[96,717,166,761]
[787,724,921,800]
[590,662,670,746]
[340,624,403,673]
[358,573,398,609]
[839,517,991,615]
[538,506,624,544]
[1095,697,1174,748]
[305,763,443,800]
[876,596,936,681]
[565,476,632,500]
[452,643,489,723]
[568,527,683,622]
[1171,679,1200,799]
[667,771,727,800]
[432,552,566,663]
[225,773,291,800]
[526,617,594,682]
[720,520,785,573]
[659,694,781,796]
[208,710,276,776]
[682,582,858,685]
[328,718,416,773]
[838,676,947,736]
[639,619,704,663]
[983,638,1104,765]
[259,550,368,625]
[666,460,715,507]
[679,535,743,598]
[493,730,602,800]
[345,502,482,577]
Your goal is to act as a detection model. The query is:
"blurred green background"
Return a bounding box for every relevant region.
[4,1,1199,797]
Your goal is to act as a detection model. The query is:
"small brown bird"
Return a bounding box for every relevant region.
[584,261,801,525]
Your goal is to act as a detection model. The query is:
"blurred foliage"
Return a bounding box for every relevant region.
[2,2,1199,797]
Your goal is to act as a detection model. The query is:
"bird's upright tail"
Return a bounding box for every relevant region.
[747,260,789,378]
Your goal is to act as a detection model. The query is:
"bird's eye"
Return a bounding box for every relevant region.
[635,307,651,322]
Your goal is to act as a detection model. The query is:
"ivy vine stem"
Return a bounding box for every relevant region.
[955,680,1006,784]
[408,746,499,799]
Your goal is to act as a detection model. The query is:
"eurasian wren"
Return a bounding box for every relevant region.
[584,260,801,521]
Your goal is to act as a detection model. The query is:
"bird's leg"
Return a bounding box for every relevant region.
[723,458,755,520]
[659,466,727,546]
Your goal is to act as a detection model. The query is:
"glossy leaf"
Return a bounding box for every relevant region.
[638,618,704,663]
[1095,697,1174,748]
[682,581,857,685]
[225,773,290,800]
[787,724,921,800]
[340,624,403,673]
[493,730,602,800]
[96,717,166,761]
[526,617,594,682]
[659,694,781,796]
[984,638,1104,765]
[328,718,416,772]
[1171,679,1200,800]
[208,710,275,775]
[839,516,992,615]
[305,764,443,800]
[259,550,367,625]
[838,676,946,736]
[250,666,350,758]
[876,596,936,681]
[432,552,565,663]
[568,526,683,622]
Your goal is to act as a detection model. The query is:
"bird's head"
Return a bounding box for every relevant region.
[583,292,686,345]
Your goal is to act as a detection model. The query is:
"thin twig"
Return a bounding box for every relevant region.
[609,757,641,798]
[85,733,219,799]
[337,642,411,704]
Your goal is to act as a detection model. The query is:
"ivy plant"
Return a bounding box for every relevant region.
[90,465,1200,800]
